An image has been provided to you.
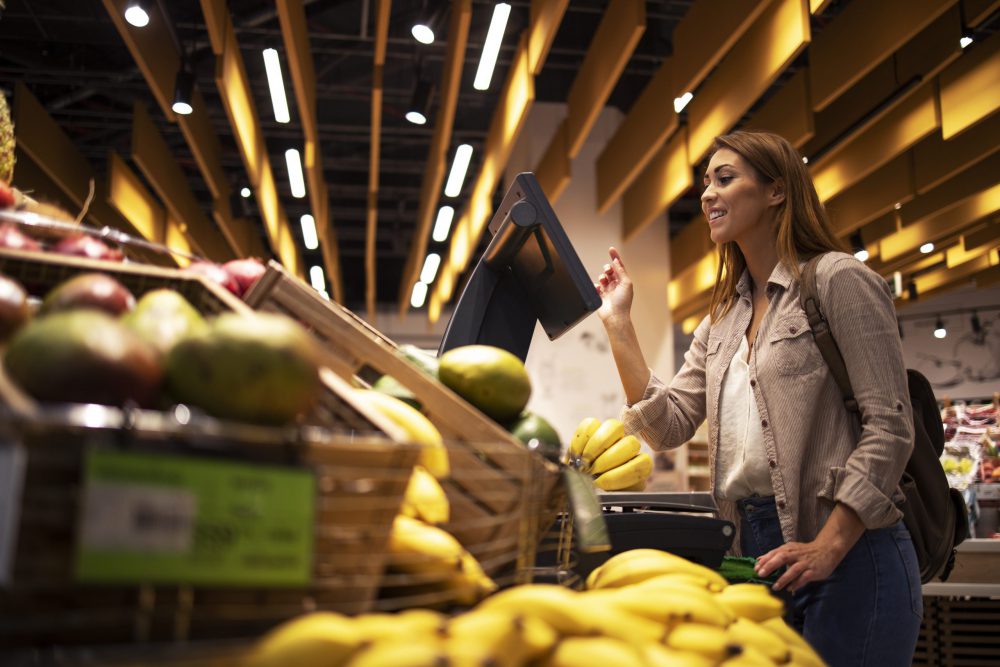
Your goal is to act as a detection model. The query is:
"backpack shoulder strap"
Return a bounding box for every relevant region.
[799,254,859,413]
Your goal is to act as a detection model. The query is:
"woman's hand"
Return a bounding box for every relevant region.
[753,540,844,593]
[595,247,633,324]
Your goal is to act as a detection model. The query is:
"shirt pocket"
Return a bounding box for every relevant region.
[767,312,824,376]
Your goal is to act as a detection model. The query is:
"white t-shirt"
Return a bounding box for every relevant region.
[715,336,775,500]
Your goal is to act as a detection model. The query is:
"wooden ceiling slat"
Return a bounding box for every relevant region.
[667,230,717,313]
[594,60,675,215]
[622,127,691,241]
[825,153,914,237]
[965,219,1000,252]
[964,0,1000,27]
[686,0,810,165]
[131,103,233,261]
[534,119,571,202]
[902,151,1000,227]
[939,30,1000,140]
[527,0,569,76]
[810,0,834,14]
[915,249,997,298]
[743,67,814,149]
[564,0,646,158]
[895,5,962,85]
[398,0,472,313]
[669,214,713,278]
[366,0,391,321]
[107,152,167,246]
[809,0,954,112]
[914,111,1000,194]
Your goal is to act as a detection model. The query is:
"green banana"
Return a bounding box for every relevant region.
[582,418,625,464]
[594,452,653,491]
[590,435,642,475]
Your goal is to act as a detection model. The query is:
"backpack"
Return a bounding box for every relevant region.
[799,255,969,583]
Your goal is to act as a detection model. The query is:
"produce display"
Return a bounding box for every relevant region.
[566,417,655,491]
[244,547,826,667]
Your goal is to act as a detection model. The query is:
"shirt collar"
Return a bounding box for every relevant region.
[734,260,796,298]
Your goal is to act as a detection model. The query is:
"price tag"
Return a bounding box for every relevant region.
[76,449,315,587]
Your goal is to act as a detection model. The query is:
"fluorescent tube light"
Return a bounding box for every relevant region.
[410,281,428,308]
[444,144,473,197]
[309,265,326,292]
[285,148,306,198]
[262,48,291,123]
[473,3,511,91]
[300,214,319,250]
[432,206,455,242]
[673,92,693,113]
[420,253,441,284]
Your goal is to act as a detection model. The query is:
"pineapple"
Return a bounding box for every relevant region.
[0,90,14,184]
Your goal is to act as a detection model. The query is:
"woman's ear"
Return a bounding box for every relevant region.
[768,180,786,207]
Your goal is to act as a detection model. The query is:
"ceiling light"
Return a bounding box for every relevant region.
[473,3,511,91]
[920,242,935,254]
[444,144,473,197]
[412,23,435,44]
[801,156,809,164]
[285,148,306,198]
[934,316,947,339]
[432,205,454,242]
[893,271,903,297]
[410,281,428,308]
[420,253,441,284]
[171,66,194,116]
[124,0,150,27]
[894,202,902,210]
[673,92,693,113]
[850,231,867,262]
[300,214,319,250]
[309,265,326,293]
[262,48,291,123]
[960,33,974,49]
[405,78,433,125]
[240,187,251,198]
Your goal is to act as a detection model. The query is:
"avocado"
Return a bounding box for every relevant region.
[165,312,322,425]
[4,310,162,407]
[40,272,136,317]
[507,411,562,462]
[122,289,208,358]
[438,345,531,423]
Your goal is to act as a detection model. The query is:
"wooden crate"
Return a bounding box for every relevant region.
[0,411,420,648]
[244,262,565,581]
[914,596,1000,666]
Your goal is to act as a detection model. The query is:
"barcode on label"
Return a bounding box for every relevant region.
[79,482,196,553]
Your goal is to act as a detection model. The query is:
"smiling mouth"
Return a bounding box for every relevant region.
[708,210,727,222]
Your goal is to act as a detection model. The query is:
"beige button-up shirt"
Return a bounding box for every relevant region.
[622,252,914,550]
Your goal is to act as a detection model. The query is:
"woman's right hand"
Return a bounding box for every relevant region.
[595,247,633,324]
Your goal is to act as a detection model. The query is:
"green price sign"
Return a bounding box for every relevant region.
[75,449,315,587]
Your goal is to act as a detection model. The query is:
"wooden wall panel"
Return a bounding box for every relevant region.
[825,153,914,236]
[594,61,676,214]
[913,111,1000,194]
[622,128,691,241]
[565,0,645,157]
[107,153,166,245]
[809,0,954,111]
[686,0,810,164]
[811,80,938,202]
[671,0,772,98]
[534,119,571,203]
[743,67,814,148]
[939,30,1000,140]
[670,216,714,277]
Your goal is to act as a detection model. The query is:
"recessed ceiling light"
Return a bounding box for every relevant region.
[673,92,693,113]
[920,242,935,254]
[285,148,306,198]
[444,144,473,197]
[420,253,441,284]
[432,206,454,242]
[300,214,319,250]
[124,0,150,27]
[240,187,251,198]
[410,281,428,308]
[412,23,435,45]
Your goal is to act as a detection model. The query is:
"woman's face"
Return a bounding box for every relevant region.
[701,148,779,246]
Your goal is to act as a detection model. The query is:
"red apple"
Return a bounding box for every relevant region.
[222,257,267,297]
[185,261,240,295]
[0,182,15,209]
[51,234,124,261]
[0,223,42,252]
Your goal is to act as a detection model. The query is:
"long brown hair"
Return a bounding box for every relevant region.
[708,130,845,322]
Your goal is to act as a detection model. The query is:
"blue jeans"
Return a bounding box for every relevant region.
[737,496,923,667]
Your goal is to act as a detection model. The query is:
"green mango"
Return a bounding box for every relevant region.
[122,289,208,358]
[438,345,531,423]
[507,411,562,462]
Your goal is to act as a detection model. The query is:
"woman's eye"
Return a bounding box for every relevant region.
[719,175,733,184]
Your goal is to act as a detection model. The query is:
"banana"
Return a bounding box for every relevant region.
[721,645,780,666]
[760,617,818,658]
[641,643,715,667]
[619,479,648,491]
[246,611,362,667]
[727,618,792,664]
[590,435,641,475]
[400,465,450,525]
[590,548,729,591]
[594,452,653,491]
[518,614,559,661]
[568,417,601,460]
[590,581,734,627]
[446,608,526,667]
[667,623,744,662]
[355,389,449,478]
[386,514,464,579]
[544,637,647,667]
[636,571,727,593]
[352,609,447,643]
[716,584,785,623]
[787,644,827,667]
[346,639,448,667]
[581,418,625,465]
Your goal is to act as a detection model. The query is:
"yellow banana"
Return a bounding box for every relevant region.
[569,417,601,459]
[446,608,526,667]
[721,645,780,666]
[716,584,785,623]
[589,582,734,627]
[594,452,653,491]
[352,609,447,642]
[545,637,647,667]
[727,618,792,664]
[787,644,827,667]
[386,514,464,579]
[582,418,625,465]
[590,435,642,475]
[246,612,362,667]
[667,623,744,662]
[346,639,447,667]
[355,389,449,478]
[590,548,729,591]
[760,617,818,657]
[619,479,648,491]
[518,615,559,661]
[570,593,669,644]
[400,465,450,525]
[636,571,727,593]
[641,643,715,667]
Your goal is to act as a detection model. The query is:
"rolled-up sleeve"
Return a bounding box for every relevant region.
[820,256,913,529]
[619,315,711,451]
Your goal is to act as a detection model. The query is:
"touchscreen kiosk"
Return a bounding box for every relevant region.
[438,172,600,362]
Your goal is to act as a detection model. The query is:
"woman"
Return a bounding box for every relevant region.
[596,131,922,666]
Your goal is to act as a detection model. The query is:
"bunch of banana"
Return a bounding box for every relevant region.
[400,464,450,525]
[354,389,450,479]
[567,417,654,491]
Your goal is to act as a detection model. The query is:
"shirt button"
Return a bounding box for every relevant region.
[789,326,797,334]
[896,402,904,411]
[777,500,786,510]
[769,459,776,468]
[761,419,768,428]
[750,379,756,387]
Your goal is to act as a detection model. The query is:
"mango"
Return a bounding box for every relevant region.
[122,289,207,358]
[165,312,321,425]
[40,272,135,317]
[438,345,531,423]
[508,411,562,461]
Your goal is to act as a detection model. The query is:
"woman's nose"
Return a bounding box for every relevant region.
[701,185,715,202]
